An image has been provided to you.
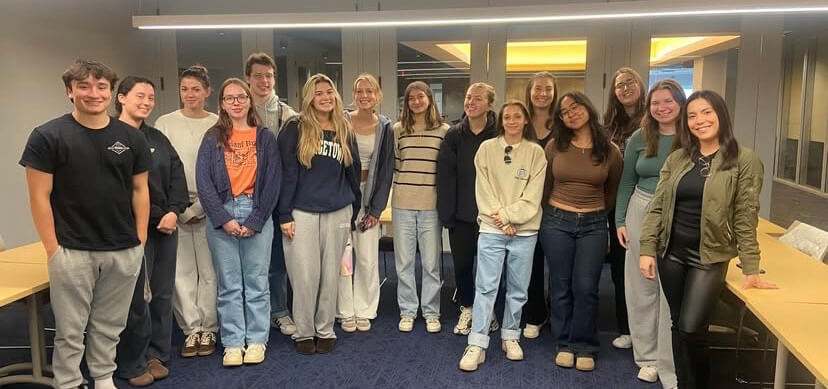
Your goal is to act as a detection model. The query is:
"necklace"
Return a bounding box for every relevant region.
[697,151,716,178]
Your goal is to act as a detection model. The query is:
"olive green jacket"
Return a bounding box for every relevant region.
[640,146,764,275]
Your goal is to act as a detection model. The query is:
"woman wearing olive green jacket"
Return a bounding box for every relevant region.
[639,90,776,389]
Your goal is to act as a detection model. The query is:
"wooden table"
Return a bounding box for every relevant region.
[726,218,828,389]
[0,244,53,387]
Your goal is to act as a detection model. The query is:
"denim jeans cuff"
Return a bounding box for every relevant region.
[468,331,490,349]
[500,328,521,341]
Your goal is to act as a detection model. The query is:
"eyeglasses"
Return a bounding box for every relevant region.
[251,73,275,81]
[222,95,249,104]
[504,145,513,164]
[559,103,583,119]
[614,79,638,91]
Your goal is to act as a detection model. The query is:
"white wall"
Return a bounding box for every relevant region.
[0,0,152,248]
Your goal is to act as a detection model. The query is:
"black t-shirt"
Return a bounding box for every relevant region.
[667,151,717,267]
[19,114,152,251]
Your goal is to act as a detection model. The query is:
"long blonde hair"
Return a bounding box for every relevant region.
[297,73,353,168]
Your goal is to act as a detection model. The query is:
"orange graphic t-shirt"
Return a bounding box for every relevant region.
[224,128,257,196]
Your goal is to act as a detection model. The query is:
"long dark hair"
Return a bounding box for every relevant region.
[552,91,611,164]
[496,100,536,142]
[524,71,558,121]
[400,81,443,134]
[212,78,261,148]
[641,79,685,157]
[603,67,646,146]
[680,90,740,170]
[115,76,155,114]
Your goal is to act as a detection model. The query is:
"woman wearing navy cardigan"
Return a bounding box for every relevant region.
[196,78,280,367]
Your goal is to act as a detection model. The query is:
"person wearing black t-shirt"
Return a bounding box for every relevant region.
[20,60,151,389]
[113,77,189,387]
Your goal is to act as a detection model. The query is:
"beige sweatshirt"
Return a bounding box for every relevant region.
[155,110,219,223]
[475,137,547,235]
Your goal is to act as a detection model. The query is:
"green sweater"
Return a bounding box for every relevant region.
[614,129,675,227]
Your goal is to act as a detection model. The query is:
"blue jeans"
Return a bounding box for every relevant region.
[540,205,608,357]
[468,232,537,349]
[205,195,273,347]
[269,210,290,319]
[392,208,442,318]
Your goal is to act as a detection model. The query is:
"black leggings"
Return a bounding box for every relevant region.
[448,221,479,308]
[607,217,629,335]
[659,254,729,389]
[523,242,548,325]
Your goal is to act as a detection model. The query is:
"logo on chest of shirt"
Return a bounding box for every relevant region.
[317,139,343,163]
[107,141,130,155]
[515,168,529,180]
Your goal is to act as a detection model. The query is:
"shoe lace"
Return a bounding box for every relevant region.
[185,333,199,347]
[278,316,295,327]
[200,332,215,345]
[458,309,472,327]
[247,344,266,353]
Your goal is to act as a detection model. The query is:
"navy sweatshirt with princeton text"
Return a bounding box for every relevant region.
[277,118,361,226]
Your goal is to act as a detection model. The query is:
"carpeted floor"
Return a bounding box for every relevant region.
[0,256,814,388]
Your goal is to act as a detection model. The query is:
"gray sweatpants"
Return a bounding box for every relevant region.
[48,245,143,389]
[624,187,676,389]
[283,206,352,342]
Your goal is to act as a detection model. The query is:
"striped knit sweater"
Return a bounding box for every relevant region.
[391,121,450,210]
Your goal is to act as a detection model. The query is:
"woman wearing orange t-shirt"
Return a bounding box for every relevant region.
[196,78,280,367]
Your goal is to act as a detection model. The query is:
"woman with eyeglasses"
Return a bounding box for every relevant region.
[437,82,498,336]
[603,67,646,350]
[196,78,280,367]
[541,91,623,372]
[458,101,546,372]
[278,74,361,355]
[614,79,685,387]
[336,73,393,333]
[640,90,776,388]
[114,76,189,387]
[155,65,220,359]
[392,81,449,334]
[521,71,558,339]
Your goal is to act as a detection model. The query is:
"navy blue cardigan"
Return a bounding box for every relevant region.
[196,126,281,232]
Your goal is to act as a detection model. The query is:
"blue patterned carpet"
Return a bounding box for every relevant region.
[0,258,803,389]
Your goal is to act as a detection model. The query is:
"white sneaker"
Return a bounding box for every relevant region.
[501,339,524,361]
[459,345,486,372]
[222,347,243,367]
[341,317,357,333]
[637,365,659,383]
[273,316,297,336]
[612,334,632,349]
[398,316,414,332]
[243,343,266,364]
[356,317,371,332]
[453,306,472,335]
[426,317,442,333]
[522,323,543,339]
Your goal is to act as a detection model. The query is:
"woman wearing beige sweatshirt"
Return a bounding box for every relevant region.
[458,101,547,372]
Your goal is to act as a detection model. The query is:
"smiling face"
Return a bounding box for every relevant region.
[559,96,589,131]
[67,75,112,115]
[530,77,555,111]
[463,85,489,119]
[686,97,720,144]
[312,81,336,115]
[501,104,528,139]
[220,83,250,122]
[407,88,430,115]
[614,72,641,108]
[354,79,377,111]
[649,88,680,127]
[246,63,275,100]
[179,76,210,111]
[118,82,155,122]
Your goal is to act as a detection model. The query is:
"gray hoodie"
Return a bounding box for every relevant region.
[255,92,298,137]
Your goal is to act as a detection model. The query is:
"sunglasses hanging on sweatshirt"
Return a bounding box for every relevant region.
[504,145,513,165]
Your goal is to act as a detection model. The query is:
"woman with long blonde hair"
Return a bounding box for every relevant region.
[392,81,450,333]
[336,73,394,333]
[278,73,362,354]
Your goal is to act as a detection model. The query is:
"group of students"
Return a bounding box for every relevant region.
[19,53,776,389]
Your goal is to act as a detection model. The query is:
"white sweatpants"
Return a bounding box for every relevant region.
[171,219,218,335]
